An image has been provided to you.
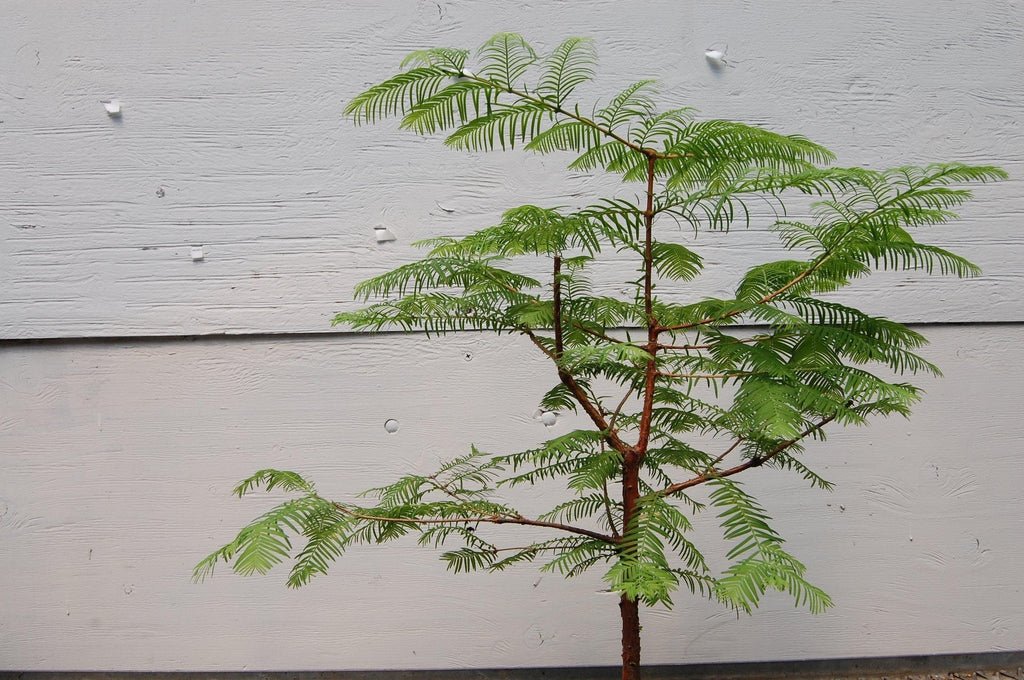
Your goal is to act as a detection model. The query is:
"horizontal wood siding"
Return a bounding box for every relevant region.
[1,327,1022,669]
[1,0,1022,338]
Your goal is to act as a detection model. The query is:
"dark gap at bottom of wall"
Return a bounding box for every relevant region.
[4,651,1023,680]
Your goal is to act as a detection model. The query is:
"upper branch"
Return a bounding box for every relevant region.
[458,70,691,160]
[459,70,644,153]
[520,328,634,454]
[657,177,954,335]
[655,412,839,498]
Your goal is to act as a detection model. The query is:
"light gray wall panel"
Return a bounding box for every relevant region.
[1,326,1022,670]
[1,0,1021,339]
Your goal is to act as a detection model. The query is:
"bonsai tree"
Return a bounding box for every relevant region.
[195,34,1004,680]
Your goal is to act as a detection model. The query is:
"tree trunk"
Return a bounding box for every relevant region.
[620,594,642,680]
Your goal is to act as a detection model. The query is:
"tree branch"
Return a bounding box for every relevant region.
[573,323,635,346]
[601,477,621,540]
[656,371,751,380]
[520,327,634,455]
[657,186,927,335]
[553,256,564,357]
[333,503,616,544]
[708,437,744,469]
[608,385,636,434]
[520,327,557,360]
[458,70,691,160]
[459,71,642,153]
[658,335,770,352]
[656,413,839,498]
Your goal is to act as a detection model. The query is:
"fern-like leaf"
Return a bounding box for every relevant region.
[476,33,537,89]
[537,37,597,105]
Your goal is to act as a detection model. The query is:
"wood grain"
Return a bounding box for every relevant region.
[1,326,1022,669]
[2,0,1021,339]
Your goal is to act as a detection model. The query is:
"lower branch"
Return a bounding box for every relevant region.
[708,437,744,469]
[657,371,752,380]
[601,477,621,539]
[332,503,617,544]
[658,335,769,352]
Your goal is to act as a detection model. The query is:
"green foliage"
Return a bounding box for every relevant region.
[200,33,1004,665]
[477,33,537,89]
[709,479,832,614]
[607,495,711,607]
[537,38,597,106]
[344,67,453,125]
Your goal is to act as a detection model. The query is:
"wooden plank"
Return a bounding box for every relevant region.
[1,0,1022,338]
[1,326,1022,669]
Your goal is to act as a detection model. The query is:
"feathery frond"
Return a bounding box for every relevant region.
[538,38,597,106]
[476,33,538,89]
[345,67,452,124]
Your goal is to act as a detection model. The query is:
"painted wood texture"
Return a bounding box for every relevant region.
[1,326,1022,670]
[2,0,1022,339]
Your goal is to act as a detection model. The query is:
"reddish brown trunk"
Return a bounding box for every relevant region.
[620,136,657,680]
[637,152,658,452]
[620,594,642,680]
[620,453,642,679]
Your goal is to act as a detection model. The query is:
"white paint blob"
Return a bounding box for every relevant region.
[101,99,122,116]
[383,418,400,433]
[704,49,727,66]
[539,411,558,427]
[374,226,397,243]
[704,45,735,69]
[190,246,204,262]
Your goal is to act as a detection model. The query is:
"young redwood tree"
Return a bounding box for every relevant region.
[195,35,1004,680]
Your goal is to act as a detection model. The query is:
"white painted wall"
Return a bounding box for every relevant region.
[1,0,1022,672]
[2,329,1023,670]
[1,0,1022,339]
